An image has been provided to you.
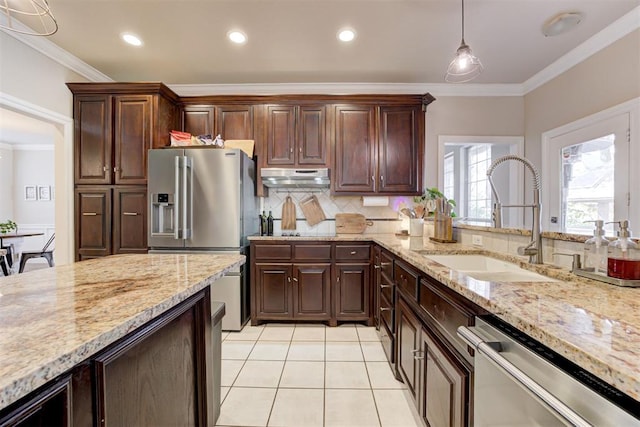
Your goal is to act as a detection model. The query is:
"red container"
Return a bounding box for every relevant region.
[607,257,640,280]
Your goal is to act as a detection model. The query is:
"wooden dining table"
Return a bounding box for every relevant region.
[0,232,45,275]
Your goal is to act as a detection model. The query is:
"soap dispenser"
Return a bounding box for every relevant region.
[583,220,609,274]
[607,220,640,280]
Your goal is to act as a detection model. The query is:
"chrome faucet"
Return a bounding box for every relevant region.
[486,155,543,264]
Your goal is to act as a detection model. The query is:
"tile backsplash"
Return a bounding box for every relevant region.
[259,189,411,235]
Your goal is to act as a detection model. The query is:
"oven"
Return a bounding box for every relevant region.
[458,317,640,426]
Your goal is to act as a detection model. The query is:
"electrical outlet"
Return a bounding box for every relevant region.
[472,235,483,246]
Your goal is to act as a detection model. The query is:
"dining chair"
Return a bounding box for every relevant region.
[18,233,55,273]
[0,248,8,276]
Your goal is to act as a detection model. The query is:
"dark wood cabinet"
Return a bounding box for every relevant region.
[334,263,371,322]
[378,106,422,193]
[75,186,147,261]
[181,106,215,136]
[0,375,71,427]
[113,187,148,254]
[75,187,111,260]
[333,103,425,195]
[333,105,376,193]
[397,296,422,403]
[255,263,293,319]
[215,105,254,140]
[420,325,468,427]
[113,95,152,185]
[251,241,371,326]
[73,95,112,185]
[265,104,328,167]
[293,263,332,319]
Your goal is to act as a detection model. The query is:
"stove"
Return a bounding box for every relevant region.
[277,232,337,238]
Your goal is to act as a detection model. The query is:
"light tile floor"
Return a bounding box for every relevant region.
[216,323,422,427]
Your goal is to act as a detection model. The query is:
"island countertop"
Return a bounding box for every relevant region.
[251,233,640,402]
[0,253,245,410]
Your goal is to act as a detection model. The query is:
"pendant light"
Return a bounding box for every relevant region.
[445,0,483,83]
[0,0,58,36]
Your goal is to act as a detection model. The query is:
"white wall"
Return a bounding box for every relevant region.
[0,143,13,220]
[0,32,90,265]
[12,147,55,225]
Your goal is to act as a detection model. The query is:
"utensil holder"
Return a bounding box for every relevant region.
[433,213,454,242]
[410,218,424,236]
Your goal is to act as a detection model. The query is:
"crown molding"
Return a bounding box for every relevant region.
[523,5,640,94]
[0,15,113,83]
[168,82,525,97]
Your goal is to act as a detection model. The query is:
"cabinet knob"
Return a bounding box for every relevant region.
[292,277,298,282]
[380,307,392,312]
[113,167,119,173]
[288,277,291,283]
[82,212,98,216]
[290,148,294,153]
[123,212,139,216]
[103,166,108,172]
[374,264,381,269]
[350,251,357,255]
[380,175,384,182]
[380,284,393,289]
[380,262,391,267]
[299,147,302,153]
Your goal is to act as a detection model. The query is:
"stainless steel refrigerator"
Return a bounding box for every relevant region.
[148,148,258,330]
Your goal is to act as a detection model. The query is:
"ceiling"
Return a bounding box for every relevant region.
[23,0,638,86]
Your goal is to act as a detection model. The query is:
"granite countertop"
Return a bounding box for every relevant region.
[251,233,640,402]
[0,253,245,410]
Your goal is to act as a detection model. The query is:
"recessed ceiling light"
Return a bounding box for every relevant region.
[337,28,356,43]
[542,12,583,37]
[228,30,247,44]
[121,33,143,46]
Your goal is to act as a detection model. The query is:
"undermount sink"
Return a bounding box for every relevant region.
[423,254,558,283]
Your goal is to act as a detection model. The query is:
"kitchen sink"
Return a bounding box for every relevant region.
[423,254,558,282]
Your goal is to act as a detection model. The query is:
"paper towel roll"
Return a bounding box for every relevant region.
[361,196,389,207]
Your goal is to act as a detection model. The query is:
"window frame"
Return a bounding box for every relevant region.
[542,98,640,234]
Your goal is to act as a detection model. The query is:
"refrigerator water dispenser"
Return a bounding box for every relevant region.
[151,193,176,236]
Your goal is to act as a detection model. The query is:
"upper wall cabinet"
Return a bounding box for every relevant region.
[333,100,429,195]
[181,105,254,141]
[68,83,179,185]
[265,104,328,167]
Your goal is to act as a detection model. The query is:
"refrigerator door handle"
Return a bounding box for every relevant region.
[174,155,181,240]
[184,156,193,239]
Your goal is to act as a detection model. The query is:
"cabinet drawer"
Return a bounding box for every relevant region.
[380,251,394,278]
[336,244,371,261]
[420,278,475,358]
[254,244,292,260]
[395,261,419,301]
[378,319,395,364]
[293,244,331,261]
[380,292,394,330]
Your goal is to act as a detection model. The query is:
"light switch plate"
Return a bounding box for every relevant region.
[472,235,483,246]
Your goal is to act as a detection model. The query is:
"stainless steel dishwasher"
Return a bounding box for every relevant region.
[458,317,640,426]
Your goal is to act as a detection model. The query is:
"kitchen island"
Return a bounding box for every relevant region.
[250,233,640,404]
[0,253,244,425]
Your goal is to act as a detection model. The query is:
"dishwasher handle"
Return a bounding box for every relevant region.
[457,326,593,427]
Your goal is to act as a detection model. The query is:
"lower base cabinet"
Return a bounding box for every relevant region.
[397,293,471,427]
[0,289,215,427]
[334,263,371,322]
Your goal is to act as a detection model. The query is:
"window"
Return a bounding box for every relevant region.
[438,136,524,227]
[543,100,638,235]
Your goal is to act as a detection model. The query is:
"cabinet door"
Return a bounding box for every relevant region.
[297,105,327,165]
[421,326,468,427]
[378,106,422,194]
[334,263,371,321]
[114,95,153,184]
[334,105,376,193]
[181,106,215,136]
[0,375,71,427]
[397,297,421,404]
[215,105,253,140]
[255,263,293,319]
[75,187,112,260]
[373,246,382,328]
[266,105,296,165]
[293,263,331,320]
[113,187,148,254]
[74,95,112,185]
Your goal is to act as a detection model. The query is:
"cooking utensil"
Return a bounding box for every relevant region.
[335,213,373,234]
[281,195,297,230]
[400,208,416,218]
[299,195,326,226]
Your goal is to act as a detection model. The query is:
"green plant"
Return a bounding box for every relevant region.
[413,187,456,216]
[0,220,17,234]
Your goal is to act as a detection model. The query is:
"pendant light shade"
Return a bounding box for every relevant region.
[445,0,483,83]
[0,0,58,36]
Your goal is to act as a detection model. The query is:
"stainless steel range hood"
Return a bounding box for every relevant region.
[261,168,330,188]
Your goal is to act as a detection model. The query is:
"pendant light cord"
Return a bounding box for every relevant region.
[461,0,465,43]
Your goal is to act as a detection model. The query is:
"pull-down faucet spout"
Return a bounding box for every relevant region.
[486,155,543,264]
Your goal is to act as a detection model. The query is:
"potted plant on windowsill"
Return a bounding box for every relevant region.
[413,188,456,218]
[0,220,17,234]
